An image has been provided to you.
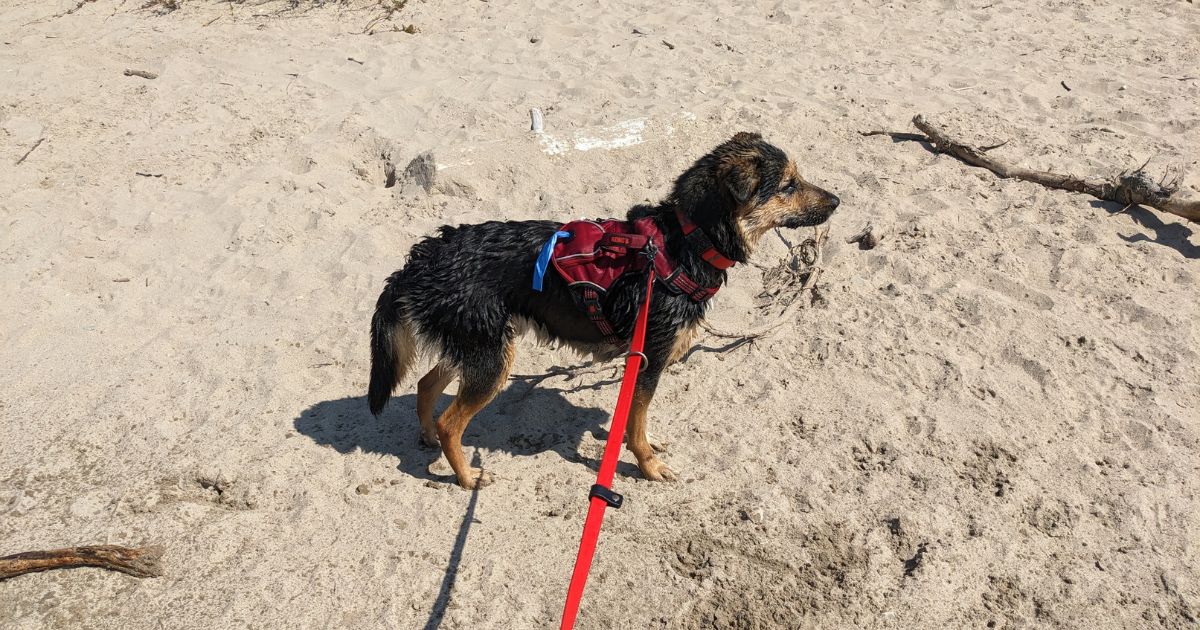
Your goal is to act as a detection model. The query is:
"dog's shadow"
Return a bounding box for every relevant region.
[293,380,634,484]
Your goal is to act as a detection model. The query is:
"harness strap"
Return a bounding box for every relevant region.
[675,208,736,271]
[580,288,622,346]
[665,270,718,301]
[560,266,656,630]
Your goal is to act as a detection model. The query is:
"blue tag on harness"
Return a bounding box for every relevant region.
[533,230,572,291]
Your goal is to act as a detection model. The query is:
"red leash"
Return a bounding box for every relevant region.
[559,269,656,630]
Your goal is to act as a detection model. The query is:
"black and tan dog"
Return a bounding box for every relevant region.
[368,132,839,489]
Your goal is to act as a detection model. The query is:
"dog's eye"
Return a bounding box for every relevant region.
[779,184,796,196]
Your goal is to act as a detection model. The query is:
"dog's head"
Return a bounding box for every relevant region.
[670,132,839,262]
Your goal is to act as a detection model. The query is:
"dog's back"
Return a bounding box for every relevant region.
[368,220,564,414]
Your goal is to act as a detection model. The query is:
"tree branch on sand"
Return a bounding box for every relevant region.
[0,545,164,581]
[862,115,1200,223]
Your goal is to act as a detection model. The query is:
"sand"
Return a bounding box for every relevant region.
[1,1,1198,628]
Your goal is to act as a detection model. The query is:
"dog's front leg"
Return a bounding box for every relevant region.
[625,356,677,482]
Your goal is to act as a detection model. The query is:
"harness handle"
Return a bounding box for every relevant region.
[533,230,573,291]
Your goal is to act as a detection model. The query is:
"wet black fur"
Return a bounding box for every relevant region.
[369,133,831,417]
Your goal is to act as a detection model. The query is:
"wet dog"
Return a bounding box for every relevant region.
[368,132,839,489]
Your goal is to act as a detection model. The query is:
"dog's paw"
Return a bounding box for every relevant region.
[457,468,494,490]
[638,457,678,482]
[419,432,441,449]
[649,437,668,453]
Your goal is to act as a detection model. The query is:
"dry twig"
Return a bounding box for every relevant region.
[859,130,929,143]
[845,223,881,249]
[0,545,163,581]
[22,0,96,25]
[364,0,408,34]
[124,68,158,80]
[15,138,44,165]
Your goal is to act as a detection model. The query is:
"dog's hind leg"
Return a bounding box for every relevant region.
[435,339,517,490]
[416,363,456,448]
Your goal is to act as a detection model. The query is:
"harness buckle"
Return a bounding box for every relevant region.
[589,484,624,509]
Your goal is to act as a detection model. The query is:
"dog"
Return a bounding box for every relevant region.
[368,132,839,489]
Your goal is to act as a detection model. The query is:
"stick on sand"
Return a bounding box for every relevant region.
[863,115,1200,222]
[0,545,164,581]
[15,138,44,165]
[123,68,158,80]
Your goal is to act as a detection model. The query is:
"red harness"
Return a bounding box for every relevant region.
[547,210,733,343]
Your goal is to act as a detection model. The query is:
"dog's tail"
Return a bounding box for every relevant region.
[369,273,417,416]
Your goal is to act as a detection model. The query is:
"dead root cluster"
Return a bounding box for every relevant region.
[700,225,830,342]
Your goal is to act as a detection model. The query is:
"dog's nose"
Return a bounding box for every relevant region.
[828,194,840,210]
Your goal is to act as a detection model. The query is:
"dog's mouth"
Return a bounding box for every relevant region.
[780,197,840,229]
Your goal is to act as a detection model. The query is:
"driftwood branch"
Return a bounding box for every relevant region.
[864,115,1199,222]
[363,0,409,34]
[508,362,620,402]
[0,545,163,581]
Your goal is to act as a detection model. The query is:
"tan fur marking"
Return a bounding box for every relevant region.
[739,160,834,244]
[390,318,419,386]
[416,363,456,446]
[435,339,517,490]
[667,322,699,366]
[625,387,676,481]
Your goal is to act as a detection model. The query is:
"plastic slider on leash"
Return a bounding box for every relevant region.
[531,223,657,630]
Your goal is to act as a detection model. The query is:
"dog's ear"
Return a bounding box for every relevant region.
[731,131,762,144]
[721,155,760,204]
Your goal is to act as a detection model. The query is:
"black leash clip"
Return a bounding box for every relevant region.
[589,484,624,509]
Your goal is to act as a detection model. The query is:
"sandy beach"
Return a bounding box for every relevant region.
[1,1,1198,628]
